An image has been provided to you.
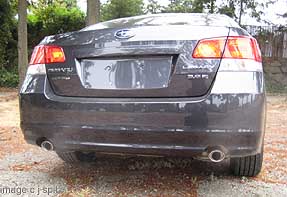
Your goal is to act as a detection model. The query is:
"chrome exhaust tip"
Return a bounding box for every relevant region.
[208,149,225,163]
[40,140,54,151]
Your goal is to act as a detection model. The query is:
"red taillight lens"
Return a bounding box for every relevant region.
[192,36,262,62]
[29,45,66,65]
[192,37,226,58]
[45,45,66,63]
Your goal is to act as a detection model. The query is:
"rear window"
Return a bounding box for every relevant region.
[82,13,239,31]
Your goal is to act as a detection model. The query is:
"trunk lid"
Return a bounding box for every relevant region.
[45,25,230,98]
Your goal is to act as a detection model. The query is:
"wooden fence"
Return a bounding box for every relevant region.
[244,25,287,59]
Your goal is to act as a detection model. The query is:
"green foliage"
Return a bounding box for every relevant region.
[191,0,206,13]
[28,1,85,48]
[0,67,19,87]
[218,0,274,25]
[163,0,194,13]
[205,0,216,13]
[156,0,273,25]
[217,0,236,18]
[29,0,78,9]
[146,0,163,14]
[162,0,216,14]
[237,0,264,25]
[0,0,17,70]
[0,0,18,88]
[101,0,144,21]
[0,0,85,87]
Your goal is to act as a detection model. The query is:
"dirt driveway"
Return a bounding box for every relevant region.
[0,90,286,196]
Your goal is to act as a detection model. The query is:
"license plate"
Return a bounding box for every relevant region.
[80,57,172,90]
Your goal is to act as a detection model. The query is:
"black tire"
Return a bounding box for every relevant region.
[56,151,96,163]
[230,150,263,177]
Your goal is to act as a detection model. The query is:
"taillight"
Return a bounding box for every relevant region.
[192,37,226,58]
[192,36,262,62]
[29,45,66,65]
[29,45,45,64]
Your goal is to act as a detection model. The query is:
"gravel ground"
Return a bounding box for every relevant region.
[0,90,286,196]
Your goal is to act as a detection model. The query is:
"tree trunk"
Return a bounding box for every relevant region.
[238,0,244,26]
[86,0,101,26]
[210,0,214,13]
[18,0,28,87]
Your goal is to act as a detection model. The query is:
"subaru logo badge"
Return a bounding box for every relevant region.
[114,29,135,39]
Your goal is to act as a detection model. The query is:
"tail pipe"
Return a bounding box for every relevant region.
[207,146,226,163]
[40,140,54,151]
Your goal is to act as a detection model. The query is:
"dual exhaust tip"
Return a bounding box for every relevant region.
[208,149,225,163]
[40,140,226,162]
[40,140,54,151]
[206,146,226,162]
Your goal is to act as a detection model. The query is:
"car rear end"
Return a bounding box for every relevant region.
[20,14,265,176]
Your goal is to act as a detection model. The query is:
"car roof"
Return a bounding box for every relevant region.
[82,13,240,31]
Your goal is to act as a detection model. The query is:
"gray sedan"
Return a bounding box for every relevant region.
[20,13,265,177]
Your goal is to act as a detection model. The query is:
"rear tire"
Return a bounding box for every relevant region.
[56,151,96,163]
[230,150,263,177]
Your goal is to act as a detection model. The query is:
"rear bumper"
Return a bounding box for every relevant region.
[20,74,266,158]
